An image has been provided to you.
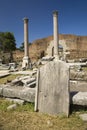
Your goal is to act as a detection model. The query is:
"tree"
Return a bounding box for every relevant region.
[0,32,5,52]
[19,42,32,51]
[3,32,16,52]
[19,42,24,51]
[0,32,16,62]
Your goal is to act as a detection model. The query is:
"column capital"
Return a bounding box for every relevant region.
[53,11,58,16]
[23,17,29,23]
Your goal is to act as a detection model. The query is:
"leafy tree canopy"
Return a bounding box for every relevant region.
[0,32,16,53]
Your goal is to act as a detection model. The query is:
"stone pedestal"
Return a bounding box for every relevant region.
[35,60,70,117]
[22,56,29,68]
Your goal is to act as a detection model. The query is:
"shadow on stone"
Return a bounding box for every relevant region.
[70,104,87,114]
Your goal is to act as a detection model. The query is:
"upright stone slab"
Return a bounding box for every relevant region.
[35,60,70,117]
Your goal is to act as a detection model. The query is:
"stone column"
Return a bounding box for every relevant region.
[53,11,59,60]
[22,17,29,68]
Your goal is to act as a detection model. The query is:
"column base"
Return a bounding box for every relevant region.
[22,56,30,69]
[54,55,59,61]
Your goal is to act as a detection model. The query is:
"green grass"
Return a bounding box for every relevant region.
[16,102,34,112]
[0,98,13,111]
[0,98,34,112]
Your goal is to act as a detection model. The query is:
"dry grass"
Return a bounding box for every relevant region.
[0,110,87,130]
[0,98,87,130]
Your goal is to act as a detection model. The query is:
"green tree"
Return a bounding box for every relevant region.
[3,32,16,52]
[0,32,16,62]
[0,32,5,52]
[19,42,32,51]
[19,42,24,51]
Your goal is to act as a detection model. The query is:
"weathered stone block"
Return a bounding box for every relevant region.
[70,80,87,92]
[19,88,35,102]
[2,85,35,102]
[79,114,87,121]
[3,85,20,98]
[71,92,87,105]
[35,60,70,117]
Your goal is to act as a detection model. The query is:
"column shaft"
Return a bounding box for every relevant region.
[53,11,59,60]
[22,17,29,68]
[24,18,29,57]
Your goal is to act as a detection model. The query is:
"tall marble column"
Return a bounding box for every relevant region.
[53,11,59,60]
[22,17,29,68]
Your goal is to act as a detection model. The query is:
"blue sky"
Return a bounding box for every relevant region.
[0,0,87,47]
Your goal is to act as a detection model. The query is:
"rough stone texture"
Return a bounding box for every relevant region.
[70,80,87,92]
[19,88,35,102]
[70,69,87,81]
[0,85,35,102]
[3,85,20,98]
[35,60,70,117]
[79,114,87,121]
[0,73,10,78]
[22,77,36,85]
[71,92,87,105]
[11,75,36,87]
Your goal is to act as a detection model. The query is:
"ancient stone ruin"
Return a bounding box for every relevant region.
[0,10,87,118]
[35,60,70,116]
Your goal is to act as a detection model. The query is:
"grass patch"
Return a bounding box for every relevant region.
[16,102,34,112]
[0,98,13,111]
[0,98,34,112]
[82,67,87,71]
[0,98,87,130]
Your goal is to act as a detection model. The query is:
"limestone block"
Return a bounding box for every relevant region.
[3,85,20,98]
[0,73,10,78]
[70,69,87,81]
[71,92,87,106]
[22,77,36,85]
[70,80,87,92]
[19,88,35,102]
[79,114,87,121]
[35,60,70,117]
[2,85,35,102]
